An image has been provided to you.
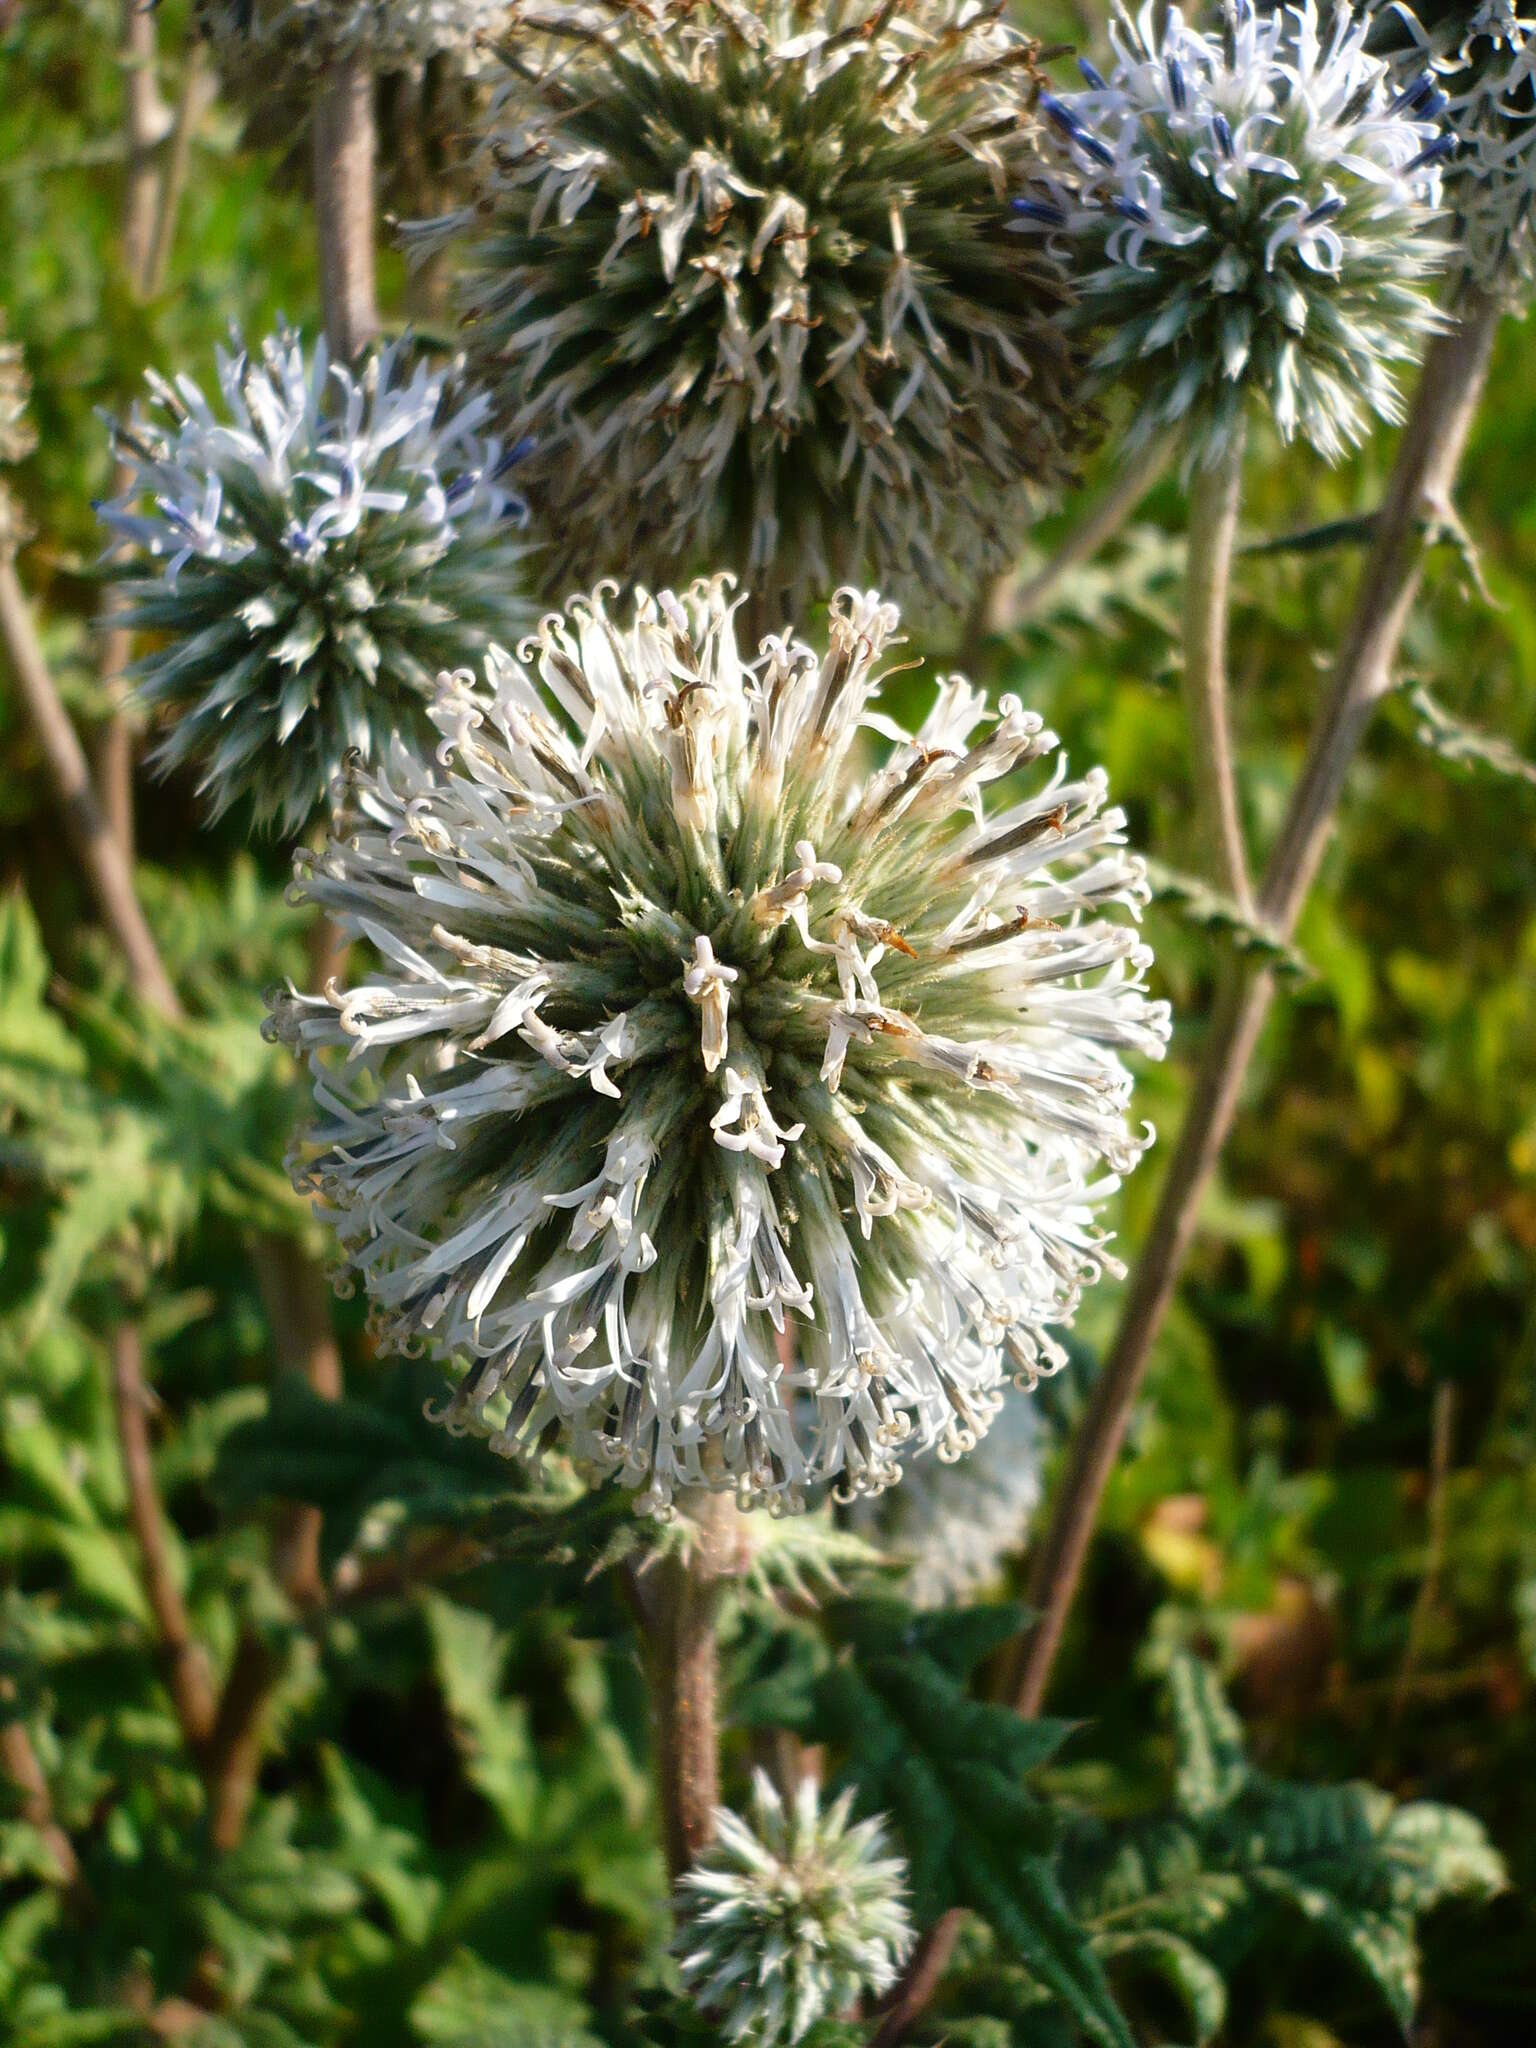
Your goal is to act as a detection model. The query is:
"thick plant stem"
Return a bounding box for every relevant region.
[1007,292,1501,1722]
[1180,424,1251,908]
[637,1492,752,1882]
[313,47,379,362]
[0,550,180,1016]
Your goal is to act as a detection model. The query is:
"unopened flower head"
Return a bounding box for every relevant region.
[101,327,530,834]
[875,1387,1042,1607]
[1372,0,1536,291]
[415,0,1084,606]
[1030,0,1451,464]
[676,1771,913,2046]
[268,579,1168,1512]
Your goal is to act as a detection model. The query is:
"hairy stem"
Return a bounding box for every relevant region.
[1007,291,1501,1721]
[110,1325,219,1754]
[255,1231,344,1605]
[0,549,180,1015]
[1180,424,1251,908]
[313,47,379,362]
[636,1492,753,1883]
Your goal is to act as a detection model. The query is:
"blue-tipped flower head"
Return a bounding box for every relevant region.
[1029,0,1452,464]
[102,328,531,834]
[1371,1,1536,293]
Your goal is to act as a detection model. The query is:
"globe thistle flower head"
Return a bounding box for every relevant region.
[196,0,510,74]
[268,578,1169,1513]
[1030,0,1452,465]
[873,1386,1042,1607]
[676,1770,914,2046]
[416,0,1085,607]
[1372,1,1536,292]
[100,327,531,835]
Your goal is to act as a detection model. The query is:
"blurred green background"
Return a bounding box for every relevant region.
[2,3,1535,2044]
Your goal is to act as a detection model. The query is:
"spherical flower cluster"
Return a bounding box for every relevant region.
[268,578,1168,1512]
[874,1389,1042,1607]
[414,0,1085,607]
[196,0,509,73]
[1374,1,1536,292]
[676,1771,913,2046]
[1028,0,1451,465]
[101,328,530,834]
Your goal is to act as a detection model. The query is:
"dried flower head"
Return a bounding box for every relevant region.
[873,1386,1042,1606]
[269,579,1168,1513]
[676,1770,913,2046]
[414,0,1084,606]
[100,328,530,834]
[1029,0,1451,464]
[1373,1,1536,291]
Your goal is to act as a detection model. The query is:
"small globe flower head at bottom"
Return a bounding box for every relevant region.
[268,577,1170,1514]
[1026,0,1453,466]
[100,326,531,835]
[675,1771,914,2047]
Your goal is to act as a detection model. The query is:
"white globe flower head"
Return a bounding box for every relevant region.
[1027,0,1453,465]
[874,1388,1043,1608]
[100,327,531,835]
[676,1770,914,2047]
[267,578,1169,1514]
[1372,0,1536,292]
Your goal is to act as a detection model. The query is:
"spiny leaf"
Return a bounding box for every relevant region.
[1145,860,1311,979]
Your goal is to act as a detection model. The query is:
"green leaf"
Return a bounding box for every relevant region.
[410,1949,602,2048]
[423,1596,539,1840]
[785,1603,1131,2048]
[1169,1655,1250,1818]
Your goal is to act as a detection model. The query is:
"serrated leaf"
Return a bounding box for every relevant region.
[423,1595,539,1839]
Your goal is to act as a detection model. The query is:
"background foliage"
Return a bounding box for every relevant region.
[2,2,1534,2044]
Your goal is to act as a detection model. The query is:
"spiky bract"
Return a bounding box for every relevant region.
[101,328,530,834]
[874,1388,1042,1607]
[1373,1,1536,291]
[269,579,1167,1512]
[676,1771,913,2045]
[1032,0,1450,465]
[417,0,1085,607]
